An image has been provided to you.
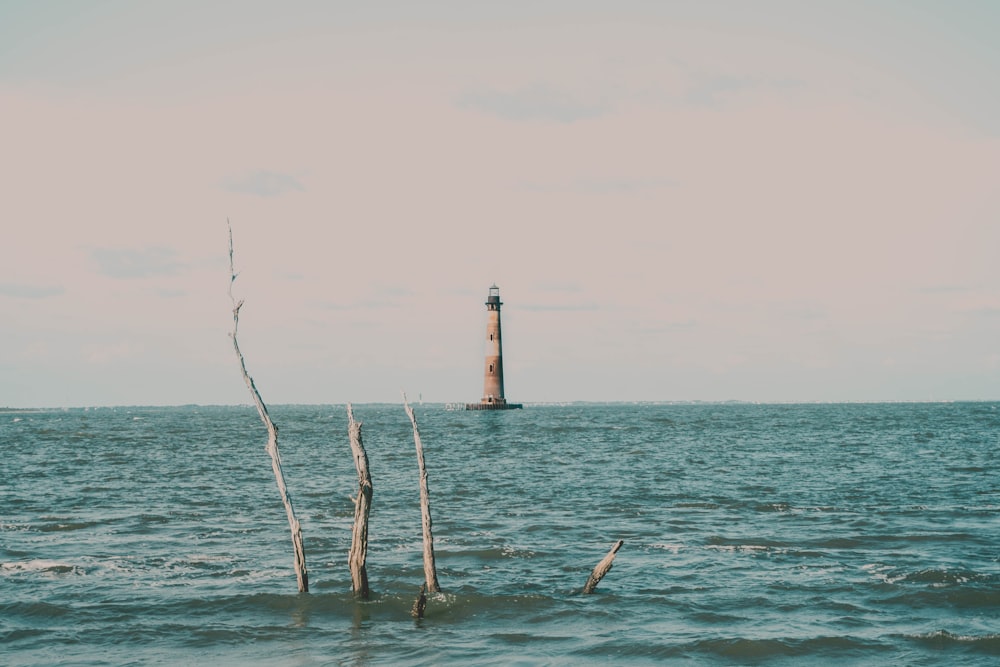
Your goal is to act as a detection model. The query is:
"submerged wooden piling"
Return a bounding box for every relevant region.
[403,394,441,594]
[228,221,308,593]
[347,404,372,599]
[582,540,623,594]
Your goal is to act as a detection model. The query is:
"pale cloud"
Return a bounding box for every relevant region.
[682,74,806,109]
[518,178,676,194]
[323,300,403,311]
[323,290,416,312]
[151,288,187,298]
[520,302,601,312]
[965,306,1000,320]
[0,284,65,298]
[457,84,611,123]
[632,320,699,334]
[91,247,183,279]
[532,281,583,293]
[916,284,974,294]
[223,170,305,197]
[375,285,416,298]
[20,340,53,362]
[86,340,143,365]
[684,74,756,108]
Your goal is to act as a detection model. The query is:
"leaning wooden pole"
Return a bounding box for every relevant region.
[347,403,372,599]
[403,394,441,594]
[582,539,624,594]
[228,221,308,593]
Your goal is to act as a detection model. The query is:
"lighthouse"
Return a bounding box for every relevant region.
[466,284,522,410]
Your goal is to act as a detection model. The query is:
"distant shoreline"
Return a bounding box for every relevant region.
[4,399,998,413]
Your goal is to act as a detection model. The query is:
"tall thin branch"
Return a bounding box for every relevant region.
[228,220,309,593]
[347,403,372,599]
[403,393,440,594]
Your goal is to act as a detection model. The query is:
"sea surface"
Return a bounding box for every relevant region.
[2,402,998,666]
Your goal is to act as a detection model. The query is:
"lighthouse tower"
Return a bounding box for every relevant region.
[466,284,522,410]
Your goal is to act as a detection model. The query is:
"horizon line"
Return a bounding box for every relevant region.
[3,398,998,412]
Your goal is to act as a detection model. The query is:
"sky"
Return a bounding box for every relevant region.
[2,1,998,407]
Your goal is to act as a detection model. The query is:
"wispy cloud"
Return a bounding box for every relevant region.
[223,170,305,197]
[683,74,804,108]
[776,304,826,321]
[323,284,414,311]
[521,302,600,312]
[966,306,1000,319]
[632,319,699,334]
[376,285,415,298]
[916,284,973,294]
[684,73,754,107]
[633,71,804,110]
[519,178,676,194]
[86,340,142,365]
[0,284,65,298]
[151,288,187,298]
[91,247,183,279]
[323,300,401,311]
[533,281,583,293]
[458,84,610,123]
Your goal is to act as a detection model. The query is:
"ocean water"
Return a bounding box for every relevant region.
[2,402,998,666]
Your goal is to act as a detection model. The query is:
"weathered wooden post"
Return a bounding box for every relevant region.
[403,394,441,594]
[228,221,309,593]
[410,583,427,619]
[582,540,623,594]
[347,403,372,599]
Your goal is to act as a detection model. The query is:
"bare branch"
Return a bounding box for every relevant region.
[403,392,440,594]
[582,540,624,594]
[228,220,309,593]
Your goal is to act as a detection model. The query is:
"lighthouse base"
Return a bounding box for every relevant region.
[464,400,523,411]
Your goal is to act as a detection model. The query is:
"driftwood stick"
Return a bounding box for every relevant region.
[582,539,624,594]
[347,403,372,599]
[403,394,441,594]
[228,221,309,593]
[410,583,427,619]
